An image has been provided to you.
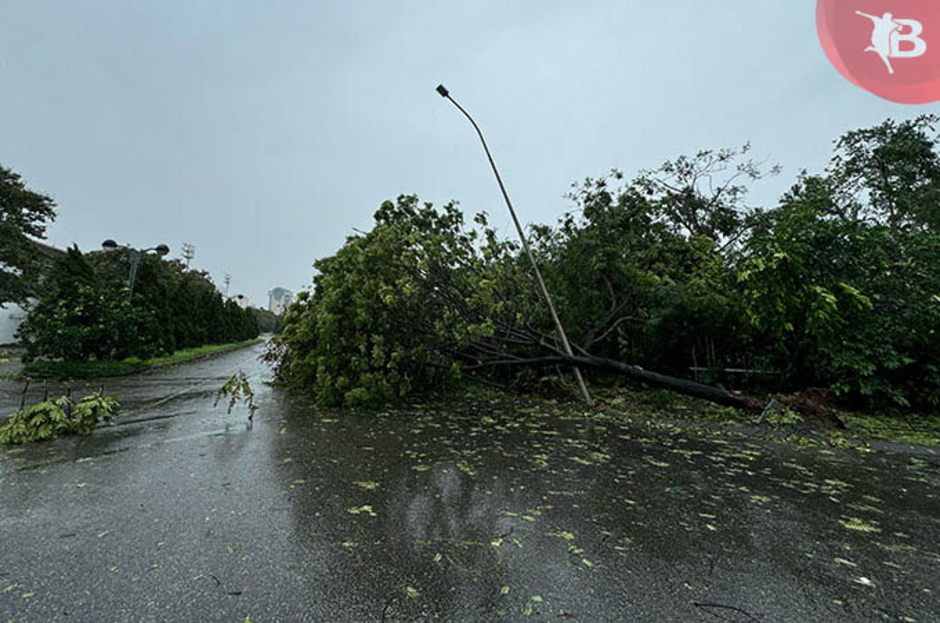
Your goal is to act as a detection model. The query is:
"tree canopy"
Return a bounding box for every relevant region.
[0,164,57,306]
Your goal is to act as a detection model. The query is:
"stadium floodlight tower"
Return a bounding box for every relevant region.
[101,239,170,301]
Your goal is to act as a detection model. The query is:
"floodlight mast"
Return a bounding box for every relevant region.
[436,84,593,405]
[101,240,170,301]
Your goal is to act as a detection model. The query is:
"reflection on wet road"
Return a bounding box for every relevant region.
[2,343,939,621]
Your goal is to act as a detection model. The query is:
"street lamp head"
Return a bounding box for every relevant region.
[436,84,449,98]
[155,244,170,257]
[101,239,119,251]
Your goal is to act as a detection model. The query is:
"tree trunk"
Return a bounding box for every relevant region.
[490,353,767,413]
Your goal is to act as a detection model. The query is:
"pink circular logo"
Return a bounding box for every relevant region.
[817,0,940,104]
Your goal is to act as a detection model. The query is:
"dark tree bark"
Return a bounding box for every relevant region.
[482,353,767,412]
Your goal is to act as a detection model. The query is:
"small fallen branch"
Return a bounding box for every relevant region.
[0,389,120,444]
[215,371,258,420]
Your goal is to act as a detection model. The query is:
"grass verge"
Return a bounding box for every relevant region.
[22,338,263,380]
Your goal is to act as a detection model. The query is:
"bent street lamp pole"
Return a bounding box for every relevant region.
[436,84,593,405]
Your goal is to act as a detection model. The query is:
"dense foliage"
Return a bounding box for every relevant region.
[18,245,261,362]
[266,198,506,406]
[270,117,940,411]
[0,164,57,306]
[0,391,119,444]
[249,307,283,334]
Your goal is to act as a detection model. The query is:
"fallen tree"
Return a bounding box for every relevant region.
[270,120,940,418]
[266,195,781,417]
[471,353,766,412]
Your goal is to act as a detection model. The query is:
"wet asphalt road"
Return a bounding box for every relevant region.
[1,343,940,622]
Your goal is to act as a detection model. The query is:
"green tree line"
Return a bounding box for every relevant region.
[17,246,262,362]
[268,116,940,412]
[1,161,278,362]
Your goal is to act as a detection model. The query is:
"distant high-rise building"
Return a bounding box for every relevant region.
[268,287,293,315]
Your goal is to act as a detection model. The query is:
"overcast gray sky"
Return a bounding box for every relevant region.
[0,2,931,306]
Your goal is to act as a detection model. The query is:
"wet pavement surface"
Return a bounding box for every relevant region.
[2,343,940,622]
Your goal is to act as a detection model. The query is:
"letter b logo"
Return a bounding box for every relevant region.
[817,0,940,104]
[892,19,927,58]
